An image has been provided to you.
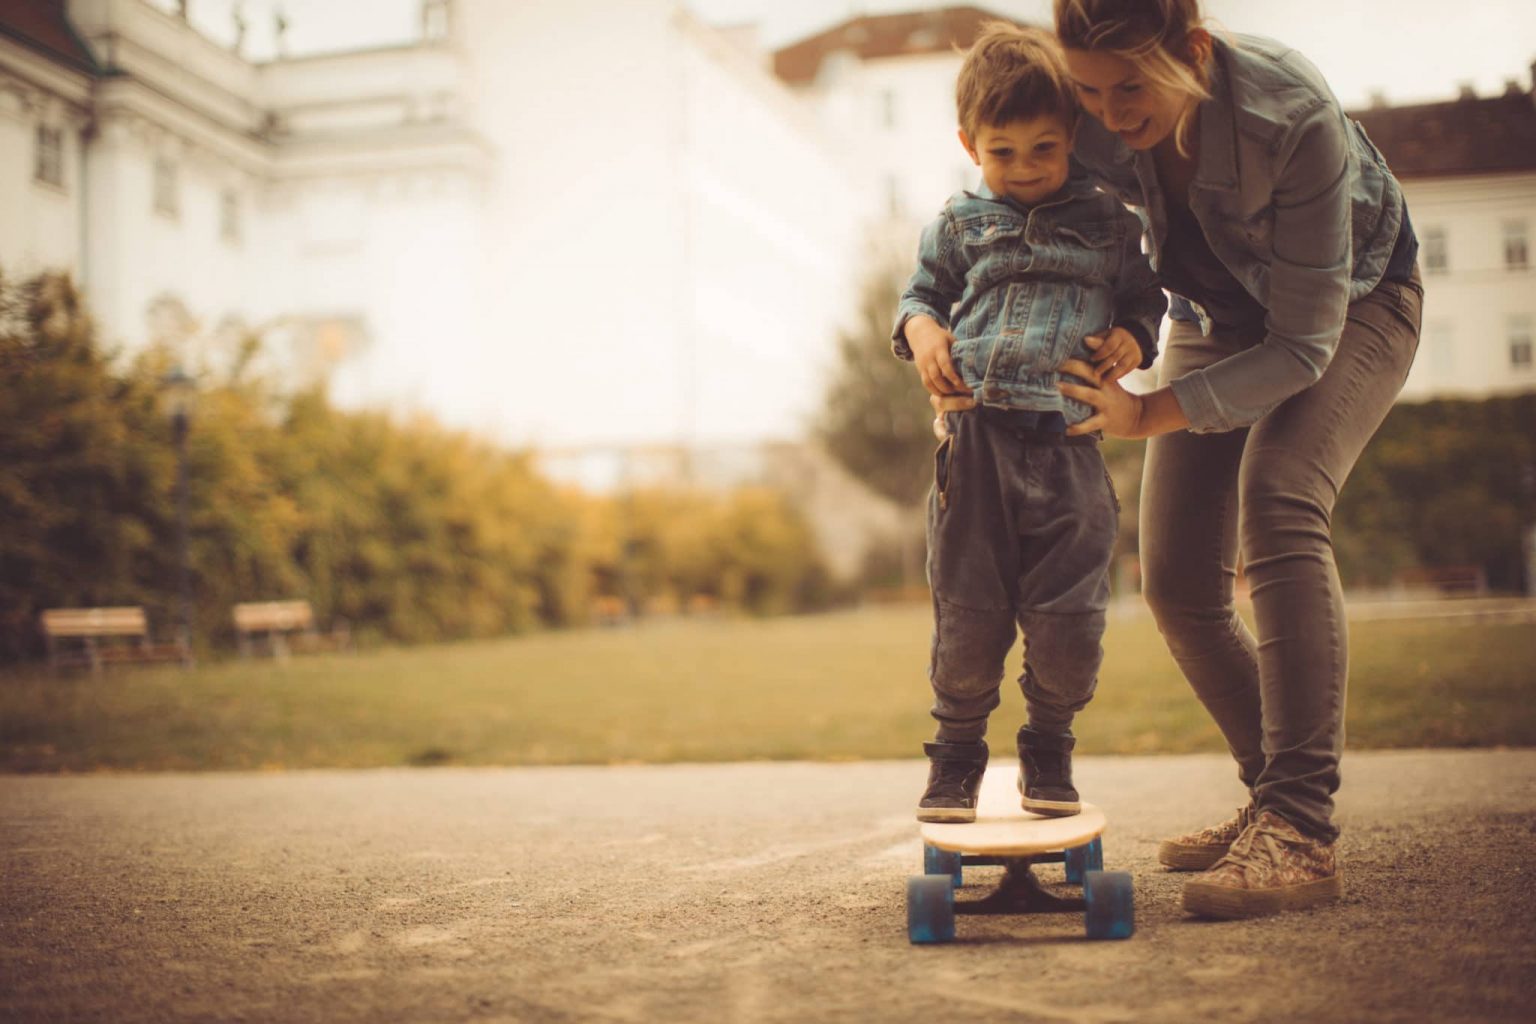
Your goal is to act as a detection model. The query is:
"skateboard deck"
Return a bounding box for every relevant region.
[921,767,1106,855]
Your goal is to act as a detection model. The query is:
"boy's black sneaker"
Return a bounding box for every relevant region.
[1016,726,1080,817]
[916,740,989,822]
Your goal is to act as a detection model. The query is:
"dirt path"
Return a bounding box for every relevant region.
[2,750,1533,1023]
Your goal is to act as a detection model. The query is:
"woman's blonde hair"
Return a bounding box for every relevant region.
[1053,0,1211,156]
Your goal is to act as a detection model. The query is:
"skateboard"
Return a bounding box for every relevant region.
[907,767,1134,943]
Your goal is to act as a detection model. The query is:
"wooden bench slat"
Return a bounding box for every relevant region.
[41,607,148,637]
[234,601,316,631]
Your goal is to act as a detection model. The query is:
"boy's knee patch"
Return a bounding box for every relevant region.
[931,599,1016,695]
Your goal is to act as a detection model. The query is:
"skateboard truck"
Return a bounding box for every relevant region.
[954,858,1085,915]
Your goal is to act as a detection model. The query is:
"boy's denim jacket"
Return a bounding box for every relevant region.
[892,172,1165,426]
[1071,33,1408,434]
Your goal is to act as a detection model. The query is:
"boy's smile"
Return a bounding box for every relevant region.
[960,115,1073,206]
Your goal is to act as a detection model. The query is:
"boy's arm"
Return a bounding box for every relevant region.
[891,210,964,361]
[1109,205,1167,370]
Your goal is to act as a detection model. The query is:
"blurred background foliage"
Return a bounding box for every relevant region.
[0,269,837,663]
[3,265,1534,666]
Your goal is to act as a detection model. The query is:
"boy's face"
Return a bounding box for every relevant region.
[959,115,1073,205]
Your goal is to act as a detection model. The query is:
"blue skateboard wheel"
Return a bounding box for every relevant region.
[923,843,964,888]
[1064,836,1104,885]
[907,875,957,944]
[1084,870,1134,940]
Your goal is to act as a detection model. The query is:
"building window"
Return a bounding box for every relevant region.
[154,157,179,218]
[220,189,241,244]
[1423,226,1447,273]
[1426,320,1455,377]
[881,89,897,130]
[1510,316,1534,371]
[1504,220,1529,270]
[34,124,64,188]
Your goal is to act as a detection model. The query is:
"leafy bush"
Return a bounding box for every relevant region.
[0,270,833,662]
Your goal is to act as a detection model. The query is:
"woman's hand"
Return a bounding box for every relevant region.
[1084,327,1143,384]
[905,316,970,397]
[1058,358,1148,438]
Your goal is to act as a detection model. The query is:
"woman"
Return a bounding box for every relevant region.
[920,0,1423,918]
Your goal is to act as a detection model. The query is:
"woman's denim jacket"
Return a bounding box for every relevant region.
[1072,33,1408,433]
[892,172,1166,426]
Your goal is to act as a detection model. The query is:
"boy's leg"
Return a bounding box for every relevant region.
[1011,441,1118,814]
[1012,441,1118,733]
[925,411,1021,745]
[918,410,1020,821]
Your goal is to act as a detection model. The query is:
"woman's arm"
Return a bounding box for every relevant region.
[1167,105,1355,433]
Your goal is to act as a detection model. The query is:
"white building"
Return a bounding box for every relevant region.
[1352,78,1536,399]
[0,0,871,448]
[1,0,490,402]
[772,6,1003,238]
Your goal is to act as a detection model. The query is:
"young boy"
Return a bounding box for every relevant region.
[892,23,1165,822]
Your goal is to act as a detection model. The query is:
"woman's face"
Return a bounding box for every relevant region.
[1062,47,1190,151]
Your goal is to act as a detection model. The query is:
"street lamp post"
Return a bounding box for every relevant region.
[163,367,196,664]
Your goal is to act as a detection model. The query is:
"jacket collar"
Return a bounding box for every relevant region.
[1190,35,1240,193]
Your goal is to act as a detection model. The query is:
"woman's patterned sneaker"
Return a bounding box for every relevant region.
[1158,804,1255,870]
[1181,810,1340,919]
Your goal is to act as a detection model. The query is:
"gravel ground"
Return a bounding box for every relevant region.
[2,750,1534,1023]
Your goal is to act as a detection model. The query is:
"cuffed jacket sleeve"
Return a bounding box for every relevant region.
[1109,205,1167,370]
[891,209,962,361]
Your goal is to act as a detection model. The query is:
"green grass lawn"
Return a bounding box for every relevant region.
[2,605,1532,772]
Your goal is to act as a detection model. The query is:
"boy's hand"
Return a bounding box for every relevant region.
[1084,327,1142,384]
[905,316,970,397]
[928,392,975,439]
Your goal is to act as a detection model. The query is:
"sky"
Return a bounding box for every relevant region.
[174,0,1536,108]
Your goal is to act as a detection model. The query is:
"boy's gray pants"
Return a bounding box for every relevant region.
[925,407,1120,745]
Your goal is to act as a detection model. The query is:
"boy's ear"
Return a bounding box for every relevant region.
[957,128,980,165]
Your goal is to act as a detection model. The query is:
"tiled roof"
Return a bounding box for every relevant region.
[0,0,97,74]
[1349,88,1536,179]
[773,6,1021,86]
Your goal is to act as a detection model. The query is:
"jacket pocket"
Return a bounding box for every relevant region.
[960,216,1025,248]
[1054,223,1115,250]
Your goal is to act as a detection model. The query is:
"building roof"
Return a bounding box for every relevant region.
[0,0,97,74]
[1349,86,1536,180]
[772,6,1020,86]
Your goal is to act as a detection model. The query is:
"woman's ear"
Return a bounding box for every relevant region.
[1183,28,1213,69]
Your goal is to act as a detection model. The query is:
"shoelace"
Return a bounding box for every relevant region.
[1190,803,1252,843]
[1215,816,1297,872]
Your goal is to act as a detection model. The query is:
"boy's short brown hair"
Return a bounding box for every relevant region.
[956,22,1079,139]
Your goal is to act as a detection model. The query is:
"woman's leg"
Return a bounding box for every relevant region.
[1139,322,1267,791]
[1240,273,1423,842]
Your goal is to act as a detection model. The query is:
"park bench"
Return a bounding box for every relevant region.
[232,600,351,661]
[39,607,191,673]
